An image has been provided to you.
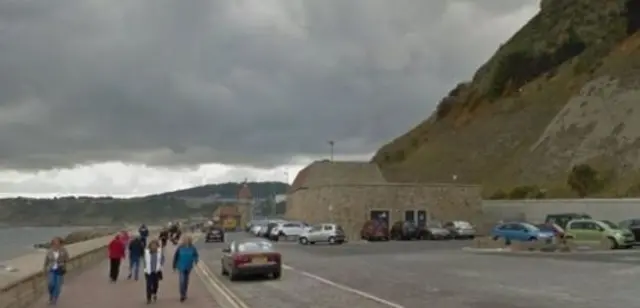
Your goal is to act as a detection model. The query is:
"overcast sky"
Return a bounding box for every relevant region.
[0,0,538,197]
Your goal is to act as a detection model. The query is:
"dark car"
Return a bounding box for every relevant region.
[618,219,640,244]
[205,227,225,243]
[220,239,282,281]
[262,222,279,239]
[360,220,389,241]
[390,221,425,240]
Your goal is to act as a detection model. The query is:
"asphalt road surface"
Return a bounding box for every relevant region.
[196,232,640,308]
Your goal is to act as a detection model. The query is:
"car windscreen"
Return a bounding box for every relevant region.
[520,222,540,232]
[237,241,273,252]
[455,221,472,228]
[535,224,555,232]
[403,222,417,229]
[601,220,619,229]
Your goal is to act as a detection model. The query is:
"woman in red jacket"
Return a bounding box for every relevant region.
[108,235,126,282]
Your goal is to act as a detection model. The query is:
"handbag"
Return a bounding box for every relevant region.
[56,266,67,276]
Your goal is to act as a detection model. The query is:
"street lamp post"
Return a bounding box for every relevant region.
[328,140,335,222]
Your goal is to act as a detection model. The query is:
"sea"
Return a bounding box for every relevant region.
[0,226,91,262]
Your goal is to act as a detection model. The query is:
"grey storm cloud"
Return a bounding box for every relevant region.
[0,0,538,170]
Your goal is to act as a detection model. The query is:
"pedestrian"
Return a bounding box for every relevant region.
[43,236,69,305]
[159,229,169,247]
[128,236,144,280]
[139,224,150,248]
[108,234,126,282]
[143,239,164,304]
[172,235,199,302]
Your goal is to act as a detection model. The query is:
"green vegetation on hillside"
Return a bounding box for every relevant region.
[0,181,289,226]
[373,0,640,198]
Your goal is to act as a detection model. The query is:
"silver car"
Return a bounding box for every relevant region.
[443,220,476,239]
[298,223,345,245]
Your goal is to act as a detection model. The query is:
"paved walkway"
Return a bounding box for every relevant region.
[31,246,217,307]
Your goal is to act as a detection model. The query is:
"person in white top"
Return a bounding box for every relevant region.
[43,236,69,305]
[143,239,164,304]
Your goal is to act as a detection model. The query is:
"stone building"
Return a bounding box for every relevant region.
[286,160,483,240]
[212,183,253,230]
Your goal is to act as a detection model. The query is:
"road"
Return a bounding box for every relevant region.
[196,232,640,308]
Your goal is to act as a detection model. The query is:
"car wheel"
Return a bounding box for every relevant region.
[299,237,309,245]
[607,237,618,249]
[328,236,336,244]
[272,270,282,279]
[528,236,537,241]
[229,269,239,281]
[221,264,228,276]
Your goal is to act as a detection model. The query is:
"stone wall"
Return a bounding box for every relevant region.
[483,198,640,223]
[287,184,483,240]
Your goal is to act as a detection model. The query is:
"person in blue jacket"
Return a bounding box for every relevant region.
[127,236,144,280]
[172,235,199,302]
[138,224,149,248]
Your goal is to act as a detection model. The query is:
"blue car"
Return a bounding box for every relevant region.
[491,222,555,242]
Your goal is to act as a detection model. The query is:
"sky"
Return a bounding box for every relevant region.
[0,0,539,197]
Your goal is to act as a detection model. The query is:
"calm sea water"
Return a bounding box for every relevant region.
[0,226,90,261]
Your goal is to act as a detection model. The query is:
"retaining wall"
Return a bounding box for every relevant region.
[482,198,640,223]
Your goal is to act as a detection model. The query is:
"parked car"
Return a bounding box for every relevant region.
[298,223,345,245]
[535,223,564,238]
[250,224,263,236]
[565,219,634,249]
[390,221,423,240]
[220,239,282,281]
[443,220,476,239]
[491,222,555,243]
[424,221,452,240]
[246,220,264,232]
[360,220,389,241]
[545,212,591,229]
[269,221,310,241]
[618,218,640,244]
[205,226,225,243]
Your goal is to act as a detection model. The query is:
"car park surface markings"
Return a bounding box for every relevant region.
[281,264,405,308]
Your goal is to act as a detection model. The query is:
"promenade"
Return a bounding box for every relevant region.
[28,244,217,307]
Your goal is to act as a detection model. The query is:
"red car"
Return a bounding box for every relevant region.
[221,239,281,281]
[360,220,389,241]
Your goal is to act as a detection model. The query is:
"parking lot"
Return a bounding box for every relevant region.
[196,232,640,308]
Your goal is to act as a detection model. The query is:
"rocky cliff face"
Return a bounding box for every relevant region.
[373,0,640,198]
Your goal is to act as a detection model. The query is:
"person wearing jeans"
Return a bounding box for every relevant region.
[143,240,164,304]
[172,236,199,302]
[128,236,144,280]
[43,236,69,305]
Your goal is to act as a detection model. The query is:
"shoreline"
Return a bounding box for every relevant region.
[0,226,121,262]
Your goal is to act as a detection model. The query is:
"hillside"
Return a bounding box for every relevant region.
[373,0,640,198]
[0,181,288,226]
